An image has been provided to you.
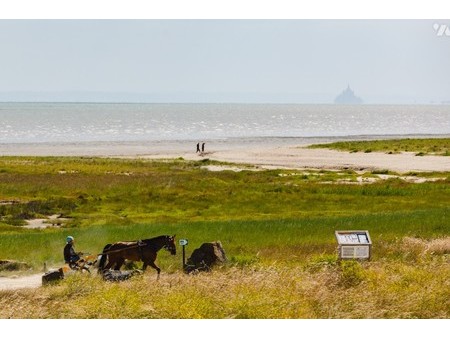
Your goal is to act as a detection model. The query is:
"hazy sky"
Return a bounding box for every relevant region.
[0,20,449,103]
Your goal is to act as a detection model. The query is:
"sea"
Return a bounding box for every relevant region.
[0,103,449,144]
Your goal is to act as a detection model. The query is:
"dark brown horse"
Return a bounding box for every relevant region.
[98,235,176,278]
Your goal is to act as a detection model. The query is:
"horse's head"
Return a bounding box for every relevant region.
[164,235,177,255]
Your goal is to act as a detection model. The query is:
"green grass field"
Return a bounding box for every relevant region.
[308,138,450,155]
[0,155,449,318]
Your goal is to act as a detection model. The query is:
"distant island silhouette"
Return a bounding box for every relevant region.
[334,85,363,104]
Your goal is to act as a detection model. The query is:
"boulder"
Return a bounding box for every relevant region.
[185,241,227,273]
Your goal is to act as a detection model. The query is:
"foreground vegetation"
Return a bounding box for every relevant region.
[0,155,449,318]
[1,251,449,319]
[308,137,450,155]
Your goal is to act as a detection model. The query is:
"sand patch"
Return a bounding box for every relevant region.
[332,174,446,185]
[201,165,262,172]
[23,214,70,229]
[0,200,20,206]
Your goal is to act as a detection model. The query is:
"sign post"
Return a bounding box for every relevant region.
[335,230,372,260]
[179,239,188,269]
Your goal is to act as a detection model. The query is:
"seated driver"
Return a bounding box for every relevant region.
[64,236,83,268]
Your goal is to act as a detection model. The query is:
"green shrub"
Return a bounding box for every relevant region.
[338,260,367,288]
[229,254,259,267]
[0,260,31,271]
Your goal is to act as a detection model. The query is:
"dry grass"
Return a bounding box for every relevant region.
[1,254,448,319]
[400,236,450,258]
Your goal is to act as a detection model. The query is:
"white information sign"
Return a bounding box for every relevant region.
[341,245,370,259]
[335,230,372,260]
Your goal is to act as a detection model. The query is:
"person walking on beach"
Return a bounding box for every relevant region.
[201,142,205,153]
[196,143,201,153]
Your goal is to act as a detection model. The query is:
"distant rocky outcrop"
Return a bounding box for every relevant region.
[0,259,31,271]
[335,85,363,104]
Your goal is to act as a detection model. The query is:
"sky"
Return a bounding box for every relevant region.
[0,19,449,104]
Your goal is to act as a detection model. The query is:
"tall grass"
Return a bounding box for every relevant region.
[0,156,449,318]
[1,255,448,318]
[1,207,448,271]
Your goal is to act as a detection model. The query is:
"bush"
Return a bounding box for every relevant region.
[338,260,366,288]
[305,254,338,273]
[0,260,31,271]
[0,198,77,226]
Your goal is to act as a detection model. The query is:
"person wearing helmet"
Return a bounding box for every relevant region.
[64,236,82,267]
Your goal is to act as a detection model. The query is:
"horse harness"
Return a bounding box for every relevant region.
[137,239,164,260]
[137,240,147,261]
[102,241,149,258]
[103,238,167,261]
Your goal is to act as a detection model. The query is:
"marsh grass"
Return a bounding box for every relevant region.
[1,206,448,272]
[0,156,449,318]
[308,138,450,155]
[0,157,448,229]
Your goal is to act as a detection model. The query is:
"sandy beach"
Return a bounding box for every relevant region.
[1,136,449,173]
[186,146,450,173]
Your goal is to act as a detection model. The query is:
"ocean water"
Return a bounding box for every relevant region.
[0,103,449,144]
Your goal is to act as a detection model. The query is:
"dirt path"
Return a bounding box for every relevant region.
[0,274,42,291]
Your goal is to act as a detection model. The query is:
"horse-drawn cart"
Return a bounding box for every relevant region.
[41,253,97,285]
[67,253,97,273]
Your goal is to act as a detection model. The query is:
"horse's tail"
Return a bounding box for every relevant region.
[97,244,112,273]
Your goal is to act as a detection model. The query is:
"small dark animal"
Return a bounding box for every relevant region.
[42,268,64,285]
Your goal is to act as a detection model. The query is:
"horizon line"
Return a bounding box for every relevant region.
[0,100,449,106]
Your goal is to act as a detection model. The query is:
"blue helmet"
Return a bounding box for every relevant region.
[66,236,74,243]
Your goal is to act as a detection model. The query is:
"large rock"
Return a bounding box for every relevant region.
[185,241,227,273]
